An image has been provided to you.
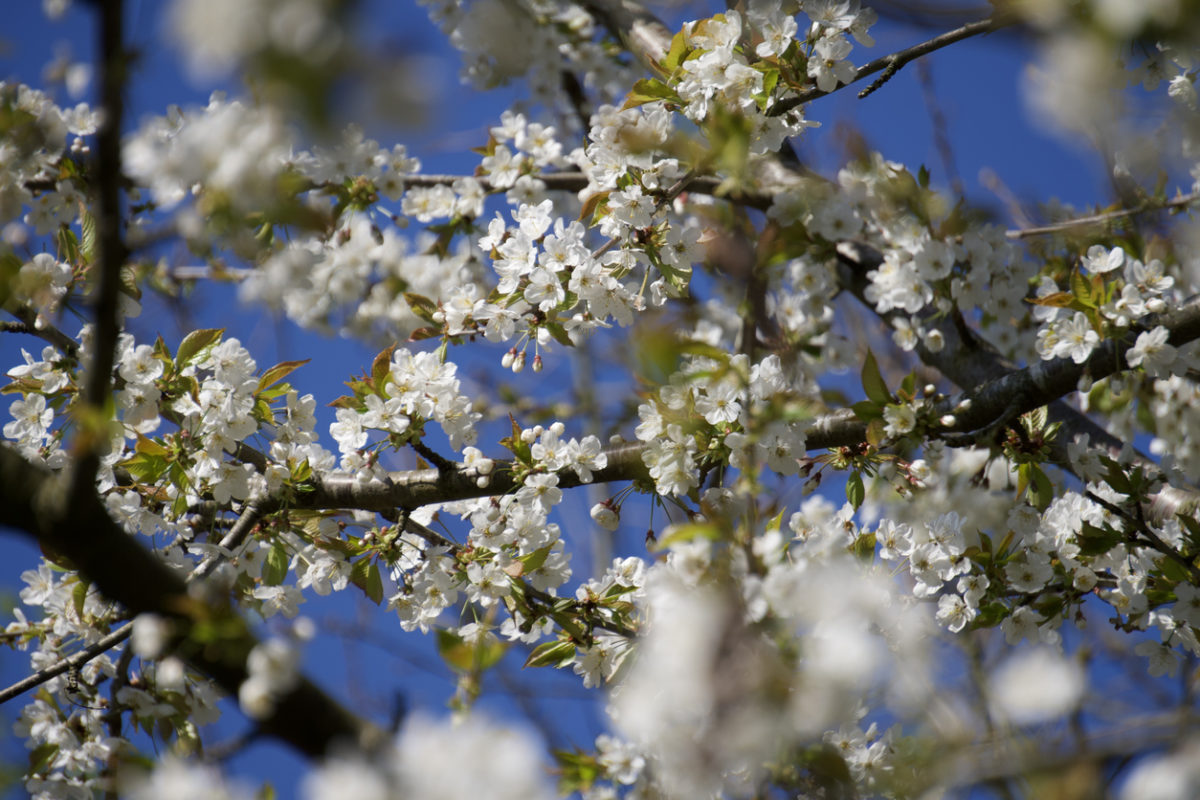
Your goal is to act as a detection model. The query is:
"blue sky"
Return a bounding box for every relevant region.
[0,1,1126,797]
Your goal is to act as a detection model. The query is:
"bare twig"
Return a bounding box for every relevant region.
[770,15,1011,115]
[0,624,132,704]
[4,306,81,358]
[1006,192,1200,239]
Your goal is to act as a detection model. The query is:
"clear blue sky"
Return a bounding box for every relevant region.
[0,2,1118,796]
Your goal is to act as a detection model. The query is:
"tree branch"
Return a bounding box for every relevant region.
[577,0,673,70]
[0,623,132,705]
[834,240,1200,522]
[770,15,1012,115]
[70,0,128,502]
[0,443,383,758]
[1006,192,1200,239]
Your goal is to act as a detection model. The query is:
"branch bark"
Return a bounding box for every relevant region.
[834,240,1200,522]
[0,444,383,758]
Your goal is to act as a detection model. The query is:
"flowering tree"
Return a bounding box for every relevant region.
[5,0,1200,796]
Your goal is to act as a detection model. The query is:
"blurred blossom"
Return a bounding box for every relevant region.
[990,648,1085,725]
[394,713,554,800]
[169,0,342,80]
[123,757,251,800]
[1119,740,1200,800]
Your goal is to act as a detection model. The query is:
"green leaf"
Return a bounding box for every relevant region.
[1026,291,1078,309]
[520,544,555,574]
[850,400,882,421]
[657,258,693,292]
[578,190,609,224]
[846,471,865,509]
[622,77,682,110]
[1026,463,1054,511]
[860,350,891,406]
[72,579,89,619]
[80,205,97,264]
[436,629,506,672]
[1162,557,1191,584]
[542,321,574,348]
[120,452,168,483]
[175,328,225,370]
[57,226,80,266]
[371,344,397,391]
[256,360,310,395]
[1178,513,1200,554]
[659,29,690,73]
[652,521,723,552]
[524,639,577,669]
[1070,268,1095,308]
[973,602,1008,628]
[865,418,886,448]
[28,742,58,773]
[554,748,601,795]
[852,531,876,560]
[135,433,169,457]
[917,164,930,188]
[1077,522,1123,556]
[364,562,383,605]
[262,543,288,586]
[349,557,384,605]
[404,292,439,325]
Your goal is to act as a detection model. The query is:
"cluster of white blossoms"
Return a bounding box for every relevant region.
[634,352,814,496]
[329,345,481,470]
[123,94,294,221]
[387,422,604,638]
[419,0,634,109]
[1033,245,1186,366]
[9,0,1200,797]
[586,503,931,799]
[118,713,554,800]
[0,81,98,235]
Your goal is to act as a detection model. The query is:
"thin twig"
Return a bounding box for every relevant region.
[4,306,81,358]
[1006,192,1200,239]
[0,624,132,704]
[1084,490,1200,584]
[770,15,1010,115]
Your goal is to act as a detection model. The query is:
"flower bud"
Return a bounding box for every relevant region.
[590,502,620,531]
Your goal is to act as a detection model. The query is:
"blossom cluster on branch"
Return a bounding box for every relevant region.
[5,0,1200,798]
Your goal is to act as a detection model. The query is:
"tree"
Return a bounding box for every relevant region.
[3,0,1200,796]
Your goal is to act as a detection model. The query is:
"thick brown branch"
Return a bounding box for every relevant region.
[0,444,382,757]
[578,0,673,69]
[71,0,129,502]
[835,240,1200,522]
